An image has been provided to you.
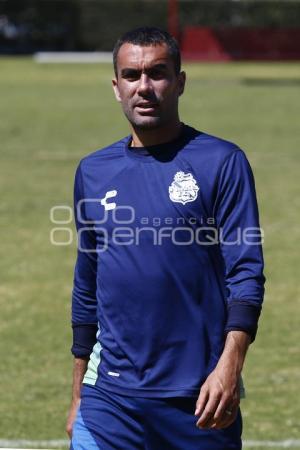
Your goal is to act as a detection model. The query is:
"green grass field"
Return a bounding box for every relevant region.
[0,58,300,449]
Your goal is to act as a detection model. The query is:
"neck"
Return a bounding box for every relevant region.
[130,120,182,147]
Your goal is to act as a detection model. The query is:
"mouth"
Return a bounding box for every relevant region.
[134,102,158,114]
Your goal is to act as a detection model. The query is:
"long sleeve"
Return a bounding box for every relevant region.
[71,163,98,357]
[214,149,265,341]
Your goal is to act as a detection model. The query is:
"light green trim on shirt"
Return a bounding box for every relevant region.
[83,328,101,386]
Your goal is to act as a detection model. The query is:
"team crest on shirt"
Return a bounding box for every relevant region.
[169,172,199,205]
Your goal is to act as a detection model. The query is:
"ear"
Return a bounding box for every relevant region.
[112,78,122,102]
[178,71,186,97]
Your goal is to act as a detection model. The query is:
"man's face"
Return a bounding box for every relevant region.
[112,43,185,130]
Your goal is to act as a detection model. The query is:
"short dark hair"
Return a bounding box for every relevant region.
[113,27,181,77]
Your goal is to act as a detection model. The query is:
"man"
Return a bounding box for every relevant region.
[67,27,265,449]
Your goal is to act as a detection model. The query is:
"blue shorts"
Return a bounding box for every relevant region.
[71,384,242,450]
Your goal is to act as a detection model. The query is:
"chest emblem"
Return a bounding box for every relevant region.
[169,171,199,205]
[101,190,117,211]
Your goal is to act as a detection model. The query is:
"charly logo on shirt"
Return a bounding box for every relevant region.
[169,172,199,205]
[101,190,117,211]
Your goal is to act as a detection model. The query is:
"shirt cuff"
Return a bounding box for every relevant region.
[225,301,262,342]
[71,323,98,357]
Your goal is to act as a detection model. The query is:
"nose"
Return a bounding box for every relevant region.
[137,73,152,95]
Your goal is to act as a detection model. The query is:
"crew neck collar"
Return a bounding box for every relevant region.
[124,123,193,162]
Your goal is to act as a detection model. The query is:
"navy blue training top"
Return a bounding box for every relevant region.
[71,124,265,398]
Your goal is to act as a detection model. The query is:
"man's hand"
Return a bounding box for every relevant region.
[66,398,80,438]
[66,357,89,438]
[194,362,240,429]
[194,330,251,429]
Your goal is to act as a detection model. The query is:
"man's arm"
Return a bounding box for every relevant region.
[66,357,89,438]
[195,149,265,429]
[215,149,265,342]
[195,330,250,429]
[66,162,98,437]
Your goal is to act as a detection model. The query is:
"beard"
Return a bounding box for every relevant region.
[120,94,180,131]
[122,103,178,131]
[128,116,164,130]
[123,107,164,130]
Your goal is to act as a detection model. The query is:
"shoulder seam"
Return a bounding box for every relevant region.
[80,137,128,162]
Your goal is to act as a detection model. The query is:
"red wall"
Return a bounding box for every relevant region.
[181,27,300,61]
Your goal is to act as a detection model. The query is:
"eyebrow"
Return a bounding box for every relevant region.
[120,63,168,77]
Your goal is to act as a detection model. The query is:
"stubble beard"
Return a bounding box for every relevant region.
[130,116,164,131]
[122,106,162,130]
[123,103,176,131]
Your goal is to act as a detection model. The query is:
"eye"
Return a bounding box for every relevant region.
[122,70,140,81]
[148,68,166,80]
